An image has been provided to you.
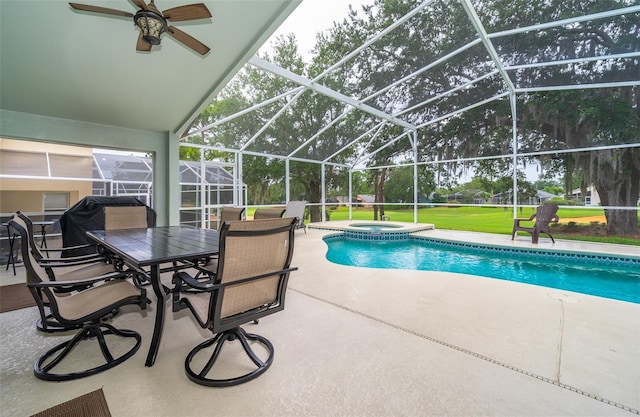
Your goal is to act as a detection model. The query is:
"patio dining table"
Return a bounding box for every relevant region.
[86,226,219,367]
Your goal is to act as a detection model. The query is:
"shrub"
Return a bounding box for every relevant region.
[545,199,575,206]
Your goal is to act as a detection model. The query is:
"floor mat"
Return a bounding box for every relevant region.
[0,283,36,313]
[30,389,111,417]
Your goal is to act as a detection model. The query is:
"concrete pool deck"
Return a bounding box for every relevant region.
[294,223,640,413]
[1,225,638,416]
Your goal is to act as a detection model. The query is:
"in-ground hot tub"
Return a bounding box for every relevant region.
[348,223,404,231]
[307,220,434,236]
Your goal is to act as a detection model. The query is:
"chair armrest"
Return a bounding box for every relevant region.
[174,271,215,291]
[38,254,106,264]
[513,217,534,227]
[39,257,108,268]
[27,271,127,289]
[174,267,299,292]
[514,212,537,221]
[40,243,98,253]
[216,267,299,288]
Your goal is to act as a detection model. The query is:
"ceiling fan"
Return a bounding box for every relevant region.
[69,0,212,55]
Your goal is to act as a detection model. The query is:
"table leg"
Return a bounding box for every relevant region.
[145,264,167,367]
[39,224,48,251]
[5,225,16,276]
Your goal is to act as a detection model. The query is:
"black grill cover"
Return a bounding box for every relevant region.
[60,196,156,257]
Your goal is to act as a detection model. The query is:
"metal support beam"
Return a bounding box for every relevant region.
[285,158,290,203]
[413,130,418,224]
[249,56,416,130]
[459,0,516,94]
[321,163,326,222]
[510,92,518,219]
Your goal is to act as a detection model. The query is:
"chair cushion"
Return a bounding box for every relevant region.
[55,280,141,321]
[56,262,117,281]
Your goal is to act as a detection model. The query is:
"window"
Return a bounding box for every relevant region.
[43,192,69,212]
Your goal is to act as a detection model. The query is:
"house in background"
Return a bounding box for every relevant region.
[355,194,375,207]
[568,186,601,206]
[0,138,244,262]
[1,139,242,224]
[537,190,560,204]
[0,139,93,215]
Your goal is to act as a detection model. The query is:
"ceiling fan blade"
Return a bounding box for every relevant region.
[162,3,211,21]
[166,26,210,55]
[132,0,148,11]
[69,2,133,18]
[136,31,152,52]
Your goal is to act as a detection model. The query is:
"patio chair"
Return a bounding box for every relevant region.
[512,204,560,244]
[104,205,149,230]
[188,207,247,280]
[10,214,123,333]
[16,211,104,264]
[217,207,245,230]
[253,207,285,219]
[9,218,148,381]
[285,201,307,233]
[104,205,159,288]
[171,217,298,387]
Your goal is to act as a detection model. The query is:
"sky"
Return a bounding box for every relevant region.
[260,0,373,61]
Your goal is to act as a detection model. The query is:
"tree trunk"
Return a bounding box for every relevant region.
[592,148,640,236]
[373,168,387,220]
[372,172,379,220]
[602,208,638,235]
[308,178,323,222]
[563,156,574,198]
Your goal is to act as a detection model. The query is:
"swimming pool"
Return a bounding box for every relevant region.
[324,235,640,304]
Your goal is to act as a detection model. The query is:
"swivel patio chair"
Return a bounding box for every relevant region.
[188,206,247,279]
[253,207,285,219]
[182,207,247,282]
[17,211,105,265]
[103,205,155,281]
[217,207,245,230]
[9,219,149,381]
[104,205,149,230]
[172,217,298,387]
[10,214,124,333]
[512,204,560,244]
[285,200,307,233]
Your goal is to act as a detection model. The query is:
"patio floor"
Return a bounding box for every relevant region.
[1,225,638,416]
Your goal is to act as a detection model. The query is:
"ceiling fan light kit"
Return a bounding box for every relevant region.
[134,10,167,45]
[69,1,212,55]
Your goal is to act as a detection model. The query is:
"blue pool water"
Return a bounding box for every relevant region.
[325,237,640,303]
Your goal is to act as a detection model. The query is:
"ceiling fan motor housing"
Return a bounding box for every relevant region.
[134,10,167,45]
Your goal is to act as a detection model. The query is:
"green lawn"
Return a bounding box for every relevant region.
[323,206,640,246]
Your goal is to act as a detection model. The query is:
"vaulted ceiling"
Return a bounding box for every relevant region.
[0,0,301,135]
